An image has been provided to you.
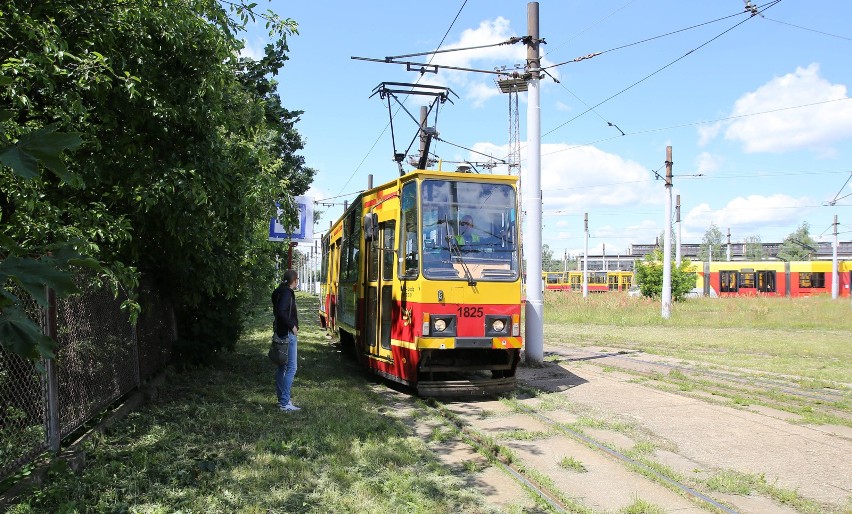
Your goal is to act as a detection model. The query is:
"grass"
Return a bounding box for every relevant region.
[704,469,828,514]
[7,294,495,514]
[557,456,587,473]
[619,496,666,514]
[543,292,852,385]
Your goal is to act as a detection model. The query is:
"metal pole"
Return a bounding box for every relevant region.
[726,228,731,262]
[523,1,543,365]
[45,286,60,452]
[832,214,839,299]
[675,194,682,266]
[583,213,589,298]
[368,174,373,190]
[602,243,606,272]
[662,146,673,319]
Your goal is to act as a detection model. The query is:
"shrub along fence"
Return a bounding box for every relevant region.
[0,278,174,483]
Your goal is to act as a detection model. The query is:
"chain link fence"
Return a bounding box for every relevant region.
[0,276,174,482]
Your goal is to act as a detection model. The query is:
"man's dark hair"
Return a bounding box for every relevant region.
[283,269,298,286]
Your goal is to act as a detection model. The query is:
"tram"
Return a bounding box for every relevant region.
[319,169,522,396]
[543,270,633,292]
[695,260,852,297]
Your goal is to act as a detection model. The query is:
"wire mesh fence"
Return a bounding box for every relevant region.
[0,276,173,483]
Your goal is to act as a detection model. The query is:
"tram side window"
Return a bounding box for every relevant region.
[340,205,362,283]
[738,272,755,289]
[320,236,329,283]
[720,270,739,292]
[399,182,419,279]
[799,272,825,288]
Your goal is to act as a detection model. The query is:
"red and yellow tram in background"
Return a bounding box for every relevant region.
[542,261,852,298]
[695,260,852,297]
[543,271,633,292]
[319,169,523,396]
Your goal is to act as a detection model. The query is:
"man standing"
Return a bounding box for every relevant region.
[273,270,300,412]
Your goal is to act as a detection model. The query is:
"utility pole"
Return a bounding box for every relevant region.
[726,228,732,262]
[675,194,682,266]
[563,249,567,277]
[662,146,673,320]
[523,1,543,365]
[602,243,607,272]
[832,214,839,299]
[583,213,589,298]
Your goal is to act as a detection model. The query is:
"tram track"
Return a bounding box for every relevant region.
[425,396,741,514]
[546,347,850,407]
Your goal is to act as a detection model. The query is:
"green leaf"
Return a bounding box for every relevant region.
[0,307,56,360]
[0,125,83,182]
[0,109,14,122]
[0,256,79,306]
[0,76,12,86]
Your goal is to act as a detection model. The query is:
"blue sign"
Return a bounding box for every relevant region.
[269,196,313,242]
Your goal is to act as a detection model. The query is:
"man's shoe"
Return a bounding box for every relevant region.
[280,403,301,412]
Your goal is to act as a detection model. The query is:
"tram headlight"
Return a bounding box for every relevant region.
[491,319,505,332]
[433,319,447,332]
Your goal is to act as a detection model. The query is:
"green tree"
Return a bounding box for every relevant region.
[743,234,765,260]
[777,222,816,261]
[1,1,314,362]
[634,249,696,300]
[698,223,725,261]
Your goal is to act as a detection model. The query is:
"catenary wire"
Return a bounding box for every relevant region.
[543,5,750,70]
[764,16,852,42]
[541,1,782,140]
[337,0,468,194]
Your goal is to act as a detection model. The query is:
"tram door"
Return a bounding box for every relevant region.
[365,221,395,360]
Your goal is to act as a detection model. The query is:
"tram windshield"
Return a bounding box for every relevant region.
[420,179,519,281]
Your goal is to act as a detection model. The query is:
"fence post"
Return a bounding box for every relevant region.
[45,286,60,452]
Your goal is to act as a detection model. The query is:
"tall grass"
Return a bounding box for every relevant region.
[542,292,852,384]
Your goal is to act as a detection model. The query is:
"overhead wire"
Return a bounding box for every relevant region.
[544,0,638,57]
[543,5,749,70]
[764,17,852,42]
[541,0,783,140]
[337,0,469,194]
[534,96,852,160]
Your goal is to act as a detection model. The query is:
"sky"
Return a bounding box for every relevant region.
[241,0,852,259]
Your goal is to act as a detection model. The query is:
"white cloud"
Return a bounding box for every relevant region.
[426,17,560,108]
[683,194,814,235]
[697,122,722,147]
[701,63,852,153]
[694,152,721,175]
[469,141,657,215]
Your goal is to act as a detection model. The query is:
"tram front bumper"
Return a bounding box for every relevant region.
[416,336,522,350]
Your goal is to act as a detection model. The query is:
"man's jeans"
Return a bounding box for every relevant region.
[274,332,298,407]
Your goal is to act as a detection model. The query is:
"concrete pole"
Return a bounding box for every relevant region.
[662,146,673,320]
[726,228,732,262]
[602,243,607,272]
[832,214,839,299]
[563,249,567,277]
[675,194,682,266]
[368,174,373,190]
[583,213,589,298]
[523,1,543,364]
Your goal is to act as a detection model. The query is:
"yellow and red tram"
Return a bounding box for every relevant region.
[320,169,523,396]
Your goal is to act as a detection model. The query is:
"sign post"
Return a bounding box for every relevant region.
[270,196,314,272]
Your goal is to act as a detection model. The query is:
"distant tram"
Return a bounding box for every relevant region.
[543,270,633,293]
[319,169,523,396]
[695,260,852,297]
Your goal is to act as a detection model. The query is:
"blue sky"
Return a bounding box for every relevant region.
[242,1,852,258]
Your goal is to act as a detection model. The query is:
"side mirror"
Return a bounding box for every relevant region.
[363,213,378,242]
